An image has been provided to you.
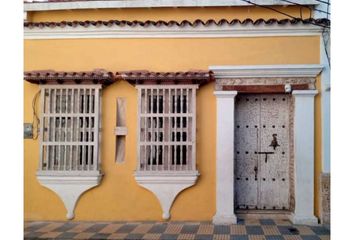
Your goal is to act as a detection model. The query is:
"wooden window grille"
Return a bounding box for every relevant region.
[137,85,197,171]
[38,85,101,174]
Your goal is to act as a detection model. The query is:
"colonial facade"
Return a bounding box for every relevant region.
[24,0,330,225]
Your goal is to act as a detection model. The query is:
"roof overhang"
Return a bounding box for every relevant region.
[24,18,328,39]
[24,0,319,11]
[209,65,323,78]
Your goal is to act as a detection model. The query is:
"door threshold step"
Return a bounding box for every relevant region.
[236,210,292,219]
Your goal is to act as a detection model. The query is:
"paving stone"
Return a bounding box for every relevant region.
[262,226,281,235]
[260,219,276,225]
[160,233,179,240]
[55,231,78,239]
[214,225,230,234]
[107,233,128,239]
[90,233,112,239]
[309,227,330,235]
[116,224,139,233]
[177,233,194,240]
[300,236,321,240]
[197,224,214,234]
[265,236,284,240]
[85,224,109,233]
[213,234,230,240]
[99,224,124,234]
[180,225,199,234]
[54,222,79,232]
[148,224,168,233]
[195,234,213,240]
[143,233,162,239]
[125,233,144,239]
[230,235,248,240]
[277,226,300,235]
[247,226,264,235]
[230,225,246,235]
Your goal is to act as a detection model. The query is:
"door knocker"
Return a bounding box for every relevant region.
[269,134,280,150]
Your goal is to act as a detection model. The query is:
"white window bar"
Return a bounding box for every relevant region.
[137,85,198,172]
[38,85,101,175]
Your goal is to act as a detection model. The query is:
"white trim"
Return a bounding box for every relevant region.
[135,171,199,219]
[320,36,330,173]
[209,65,323,78]
[291,89,318,225]
[24,24,323,40]
[37,174,102,219]
[213,90,238,225]
[24,0,319,11]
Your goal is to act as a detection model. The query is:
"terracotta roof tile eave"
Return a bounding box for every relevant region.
[24,18,330,29]
[24,70,215,86]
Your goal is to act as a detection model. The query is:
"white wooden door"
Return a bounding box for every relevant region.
[234,94,290,211]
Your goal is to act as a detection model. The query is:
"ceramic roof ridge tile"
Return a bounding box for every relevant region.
[24,18,330,28]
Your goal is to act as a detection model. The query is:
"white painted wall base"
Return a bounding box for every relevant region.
[213,215,238,225]
[37,173,102,219]
[135,171,199,220]
[290,213,318,225]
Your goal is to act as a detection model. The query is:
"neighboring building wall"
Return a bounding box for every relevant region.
[24,7,322,221]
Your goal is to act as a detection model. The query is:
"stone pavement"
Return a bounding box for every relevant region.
[24,219,330,240]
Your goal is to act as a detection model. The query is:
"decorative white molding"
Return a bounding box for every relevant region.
[291,89,318,225]
[24,0,319,11]
[37,174,102,219]
[134,171,199,220]
[213,91,238,225]
[24,24,323,40]
[209,65,323,79]
[115,126,128,136]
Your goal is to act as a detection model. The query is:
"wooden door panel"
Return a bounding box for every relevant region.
[235,95,260,209]
[235,94,290,211]
[259,94,290,210]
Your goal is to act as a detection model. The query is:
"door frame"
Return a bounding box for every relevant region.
[211,65,322,225]
[233,93,293,212]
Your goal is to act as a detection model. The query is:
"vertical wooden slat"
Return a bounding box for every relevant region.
[180,88,183,170]
[168,88,171,171]
[137,88,142,171]
[63,88,68,170]
[150,89,153,171]
[93,88,100,171]
[69,88,74,171]
[38,88,45,171]
[192,87,196,171]
[174,88,177,171]
[156,89,160,170]
[87,88,92,170]
[144,89,147,171]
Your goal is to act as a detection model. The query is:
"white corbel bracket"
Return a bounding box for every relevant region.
[37,173,102,219]
[135,171,199,220]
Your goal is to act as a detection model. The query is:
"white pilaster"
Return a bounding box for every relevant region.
[213,91,238,225]
[291,90,318,225]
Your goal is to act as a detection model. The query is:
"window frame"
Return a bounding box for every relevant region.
[136,85,198,172]
[37,84,102,176]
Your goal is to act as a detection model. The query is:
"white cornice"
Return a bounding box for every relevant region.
[209,65,323,78]
[24,23,323,40]
[24,0,319,11]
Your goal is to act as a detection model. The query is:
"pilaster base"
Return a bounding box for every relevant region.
[290,213,318,225]
[212,214,237,225]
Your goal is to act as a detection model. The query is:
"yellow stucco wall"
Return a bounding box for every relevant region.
[24,6,321,221]
[28,6,311,22]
